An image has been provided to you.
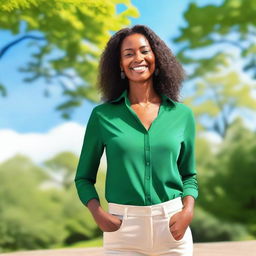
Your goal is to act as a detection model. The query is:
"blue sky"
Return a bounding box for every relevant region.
[0,0,223,133]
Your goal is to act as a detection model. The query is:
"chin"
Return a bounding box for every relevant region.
[127,73,153,82]
[128,77,152,83]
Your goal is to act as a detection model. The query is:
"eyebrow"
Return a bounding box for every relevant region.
[122,45,149,52]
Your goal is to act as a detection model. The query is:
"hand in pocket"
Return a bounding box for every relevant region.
[95,210,123,232]
[169,209,193,241]
[108,214,123,232]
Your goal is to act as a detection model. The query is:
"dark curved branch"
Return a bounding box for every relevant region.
[0,35,46,59]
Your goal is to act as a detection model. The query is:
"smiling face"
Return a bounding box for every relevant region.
[120,33,156,84]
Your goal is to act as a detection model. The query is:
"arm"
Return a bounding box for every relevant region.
[74,109,122,232]
[177,107,199,200]
[169,195,195,241]
[74,108,104,206]
[182,195,195,213]
[169,108,198,240]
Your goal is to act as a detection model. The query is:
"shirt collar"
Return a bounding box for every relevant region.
[109,89,176,106]
[109,89,127,103]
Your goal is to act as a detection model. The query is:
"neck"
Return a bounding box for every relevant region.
[128,80,161,104]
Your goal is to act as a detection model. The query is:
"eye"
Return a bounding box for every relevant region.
[123,49,150,57]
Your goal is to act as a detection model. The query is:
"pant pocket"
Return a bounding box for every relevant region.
[104,214,125,234]
[111,214,123,220]
[103,215,147,251]
[166,209,188,243]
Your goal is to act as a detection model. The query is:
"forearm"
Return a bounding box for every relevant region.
[181,195,195,213]
[86,198,101,215]
[87,198,104,218]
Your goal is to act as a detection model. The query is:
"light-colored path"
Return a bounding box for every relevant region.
[1,240,255,256]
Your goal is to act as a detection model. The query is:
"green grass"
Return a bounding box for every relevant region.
[69,237,103,248]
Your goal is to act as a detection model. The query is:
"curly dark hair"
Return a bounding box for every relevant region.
[97,24,186,102]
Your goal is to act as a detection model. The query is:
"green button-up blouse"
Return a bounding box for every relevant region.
[74,89,198,206]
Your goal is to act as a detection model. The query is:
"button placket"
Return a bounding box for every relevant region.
[144,132,151,204]
[123,91,166,205]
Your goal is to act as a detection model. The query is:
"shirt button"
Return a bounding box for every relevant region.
[146,176,150,180]
[146,147,150,151]
[146,162,150,165]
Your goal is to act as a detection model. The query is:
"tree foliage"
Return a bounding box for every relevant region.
[0,152,108,252]
[197,117,256,236]
[43,151,78,189]
[191,206,250,242]
[0,0,139,118]
[174,0,256,137]
[0,155,66,252]
[183,67,256,138]
[174,0,256,78]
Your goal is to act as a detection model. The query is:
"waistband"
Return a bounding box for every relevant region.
[108,197,183,218]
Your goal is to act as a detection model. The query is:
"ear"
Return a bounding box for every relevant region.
[120,62,123,71]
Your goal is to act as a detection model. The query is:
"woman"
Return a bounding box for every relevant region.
[74,24,198,256]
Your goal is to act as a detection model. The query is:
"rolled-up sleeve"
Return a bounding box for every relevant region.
[74,107,105,206]
[177,107,199,200]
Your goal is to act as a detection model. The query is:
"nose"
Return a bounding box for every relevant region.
[134,51,144,62]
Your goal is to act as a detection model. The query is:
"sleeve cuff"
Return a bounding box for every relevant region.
[75,181,100,206]
[181,188,198,200]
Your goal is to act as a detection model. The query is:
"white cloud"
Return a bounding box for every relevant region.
[0,122,107,170]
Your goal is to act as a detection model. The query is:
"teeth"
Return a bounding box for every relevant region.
[132,66,147,71]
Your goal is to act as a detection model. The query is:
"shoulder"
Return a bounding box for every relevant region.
[174,101,194,115]
[176,103,196,128]
[90,101,117,117]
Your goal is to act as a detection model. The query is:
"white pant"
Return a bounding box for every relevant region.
[103,197,193,256]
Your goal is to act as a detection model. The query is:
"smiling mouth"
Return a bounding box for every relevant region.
[130,66,148,73]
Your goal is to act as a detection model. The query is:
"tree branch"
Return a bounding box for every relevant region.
[0,35,46,59]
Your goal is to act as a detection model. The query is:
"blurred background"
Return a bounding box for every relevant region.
[0,0,256,253]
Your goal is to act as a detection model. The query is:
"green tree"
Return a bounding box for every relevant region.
[183,67,256,138]
[0,155,66,252]
[173,0,256,138]
[197,117,256,236]
[191,206,250,242]
[62,169,108,245]
[0,152,109,252]
[43,152,78,189]
[0,0,139,118]
[42,151,108,244]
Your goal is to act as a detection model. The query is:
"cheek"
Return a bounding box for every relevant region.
[148,57,156,71]
[120,59,129,70]
[147,53,155,63]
